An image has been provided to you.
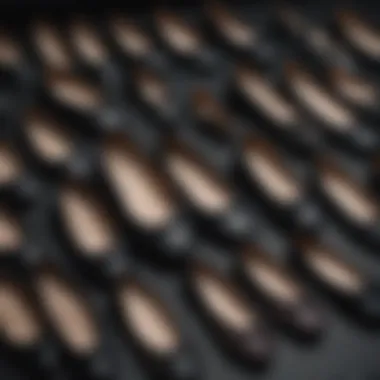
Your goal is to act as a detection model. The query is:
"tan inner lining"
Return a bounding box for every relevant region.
[37,271,99,354]
[321,165,378,225]
[60,185,117,255]
[211,3,256,47]
[331,69,377,106]
[137,70,169,111]
[194,267,254,330]
[244,142,301,204]
[0,143,22,185]
[32,21,72,71]
[26,111,73,163]
[244,252,301,303]
[70,19,108,65]
[237,68,298,126]
[103,140,175,228]
[0,282,42,346]
[290,67,354,130]
[0,208,21,252]
[157,12,201,55]
[118,281,179,353]
[110,16,151,57]
[0,32,21,65]
[166,149,232,214]
[339,11,380,58]
[304,244,364,295]
[48,74,102,111]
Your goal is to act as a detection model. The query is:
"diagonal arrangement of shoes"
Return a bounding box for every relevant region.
[2,4,380,380]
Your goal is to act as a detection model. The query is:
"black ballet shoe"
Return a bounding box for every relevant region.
[54,178,132,285]
[204,1,277,68]
[293,235,380,325]
[153,9,216,73]
[27,18,74,74]
[162,137,255,245]
[40,68,118,137]
[33,264,116,380]
[237,244,324,341]
[185,256,275,368]
[0,275,59,379]
[229,63,321,156]
[333,9,380,75]
[282,61,380,157]
[235,135,321,234]
[326,67,380,123]
[98,132,195,265]
[66,15,111,81]
[111,274,200,380]
[128,64,179,131]
[19,107,80,179]
[312,155,380,249]
[105,12,165,72]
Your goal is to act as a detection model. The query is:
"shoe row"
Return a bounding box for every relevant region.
[2,200,380,380]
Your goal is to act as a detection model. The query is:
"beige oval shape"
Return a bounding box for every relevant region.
[0,281,42,346]
[103,139,175,228]
[32,21,72,71]
[118,281,179,354]
[26,111,73,163]
[59,184,117,255]
[37,271,99,354]
[244,142,301,205]
[237,67,298,126]
[166,149,231,214]
[321,166,378,225]
[194,266,254,330]
[304,244,364,295]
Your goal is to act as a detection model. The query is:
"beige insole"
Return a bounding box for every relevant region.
[137,70,169,110]
[103,142,175,228]
[70,19,108,65]
[339,11,380,59]
[237,68,298,126]
[166,151,232,214]
[304,244,364,295]
[0,208,22,252]
[210,3,256,47]
[60,185,117,255]
[194,268,254,330]
[0,31,21,66]
[290,68,354,130]
[157,12,201,55]
[0,143,22,185]
[110,16,152,57]
[322,167,378,225]
[26,112,73,163]
[48,74,102,111]
[0,281,42,346]
[245,144,301,204]
[244,253,301,303]
[118,282,179,353]
[32,21,72,71]
[37,271,99,354]
[331,70,377,107]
